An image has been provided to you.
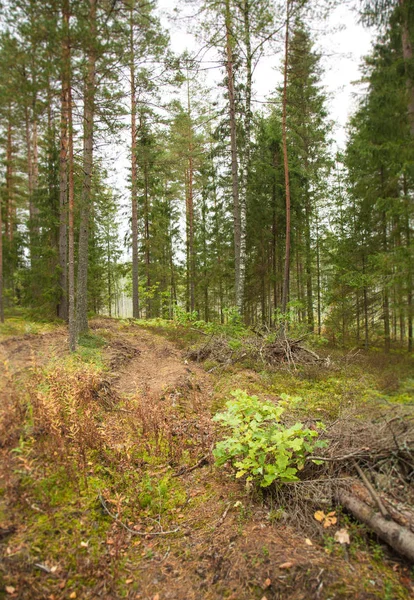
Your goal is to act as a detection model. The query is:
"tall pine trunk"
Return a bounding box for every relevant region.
[186,76,195,312]
[6,118,14,243]
[61,0,76,351]
[225,0,241,311]
[0,183,3,323]
[399,0,414,137]
[58,5,70,322]
[76,0,97,335]
[281,0,292,315]
[130,1,140,319]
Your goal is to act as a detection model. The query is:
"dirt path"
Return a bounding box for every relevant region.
[0,329,67,378]
[111,328,191,398]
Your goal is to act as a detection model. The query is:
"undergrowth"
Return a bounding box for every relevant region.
[1,317,413,599]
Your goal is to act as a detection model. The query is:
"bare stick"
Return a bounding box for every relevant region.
[98,492,179,537]
[353,462,389,519]
[215,502,232,528]
[173,454,209,477]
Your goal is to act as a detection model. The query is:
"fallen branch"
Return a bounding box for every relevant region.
[173,454,209,477]
[337,488,414,563]
[98,492,179,537]
[353,462,389,519]
[215,502,231,528]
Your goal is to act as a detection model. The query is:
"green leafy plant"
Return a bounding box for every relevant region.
[213,390,327,487]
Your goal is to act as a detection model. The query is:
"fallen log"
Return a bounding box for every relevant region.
[337,488,414,563]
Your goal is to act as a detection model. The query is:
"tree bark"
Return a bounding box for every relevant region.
[305,181,314,331]
[76,0,97,335]
[0,180,3,323]
[6,118,14,243]
[130,0,140,319]
[143,152,151,318]
[225,0,241,311]
[404,177,413,351]
[337,488,414,563]
[62,0,76,352]
[399,0,414,137]
[58,4,70,322]
[281,0,292,315]
[316,219,322,335]
[186,75,195,313]
[238,0,253,316]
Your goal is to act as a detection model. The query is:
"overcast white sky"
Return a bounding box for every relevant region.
[108,0,375,258]
[157,0,374,148]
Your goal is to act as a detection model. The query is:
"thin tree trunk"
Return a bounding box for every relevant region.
[305,185,314,331]
[130,1,140,319]
[107,234,112,317]
[62,0,76,352]
[225,0,241,310]
[186,75,195,312]
[272,149,279,315]
[399,0,414,137]
[281,0,291,315]
[316,218,321,335]
[404,176,412,351]
[238,0,252,315]
[380,169,390,352]
[58,8,70,322]
[143,157,151,318]
[76,0,97,335]
[6,119,14,243]
[0,185,3,322]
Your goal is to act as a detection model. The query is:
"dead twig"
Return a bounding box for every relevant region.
[215,502,232,528]
[353,462,390,519]
[98,492,180,537]
[173,454,209,477]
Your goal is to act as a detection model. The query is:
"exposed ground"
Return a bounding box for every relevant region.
[0,318,413,599]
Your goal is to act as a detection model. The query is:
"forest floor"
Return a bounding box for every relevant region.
[0,316,413,599]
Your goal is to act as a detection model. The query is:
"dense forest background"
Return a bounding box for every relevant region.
[0,0,412,352]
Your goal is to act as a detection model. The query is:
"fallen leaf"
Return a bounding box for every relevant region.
[314,510,325,523]
[279,561,293,569]
[264,577,271,588]
[323,516,337,528]
[69,593,77,599]
[126,578,134,584]
[334,528,350,545]
[50,565,58,573]
[305,538,313,546]
[153,595,160,600]
[327,511,336,517]
[80,541,88,548]
[106,539,114,545]
[5,586,16,595]
[59,581,66,589]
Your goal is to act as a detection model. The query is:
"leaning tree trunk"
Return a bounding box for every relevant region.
[281,0,292,315]
[225,0,241,312]
[76,0,97,335]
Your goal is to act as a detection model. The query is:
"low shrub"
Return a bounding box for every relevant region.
[213,389,327,487]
